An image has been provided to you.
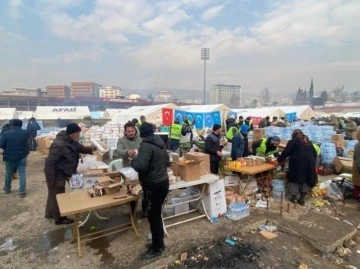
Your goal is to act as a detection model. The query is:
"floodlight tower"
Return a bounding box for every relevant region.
[201,48,210,104]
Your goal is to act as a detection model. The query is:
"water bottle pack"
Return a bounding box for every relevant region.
[226,202,250,221]
[271,179,285,200]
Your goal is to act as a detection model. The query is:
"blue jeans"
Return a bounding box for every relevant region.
[4,157,27,194]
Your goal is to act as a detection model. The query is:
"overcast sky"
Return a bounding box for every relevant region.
[0,0,359,94]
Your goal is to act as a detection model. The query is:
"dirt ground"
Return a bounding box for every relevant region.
[1,152,360,269]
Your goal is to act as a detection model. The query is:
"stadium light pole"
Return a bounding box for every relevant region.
[201,48,210,105]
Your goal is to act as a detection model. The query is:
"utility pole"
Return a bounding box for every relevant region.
[201,48,210,104]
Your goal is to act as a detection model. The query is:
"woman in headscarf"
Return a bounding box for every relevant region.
[275,129,317,205]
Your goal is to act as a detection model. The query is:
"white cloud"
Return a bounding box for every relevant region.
[7,0,23,19]
[201,4,225,21]
[0,25,25,44]
[30,48,104,64]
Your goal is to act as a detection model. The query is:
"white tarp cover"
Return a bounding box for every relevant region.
[344,112,360,118]
[104,109,126,119]
[34,106,90,120]
[17,111,34,120]
[112,103,181,126]
[0,108,17,120]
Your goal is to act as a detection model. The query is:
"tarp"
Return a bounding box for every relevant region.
[0,108,17,120]
[34,106,90,120]
[90,111,105,119]
[112,103,181,126]
[231,107,284,119]
[344,112,360,119]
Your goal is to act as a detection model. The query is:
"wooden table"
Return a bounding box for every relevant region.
[163,174,219,236]
[227,163,276,196]
[57,189,140,257]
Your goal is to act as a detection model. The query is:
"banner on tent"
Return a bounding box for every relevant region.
[174,110,185,124]
[193,113,204,129]
[285,112,297,122]
[212,111,221,125]
[228,111,237,119]
[204,113,213,128]
[162,108,173,126]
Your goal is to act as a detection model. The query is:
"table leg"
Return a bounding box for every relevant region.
[129,200,140,238]
[73,214,82,257]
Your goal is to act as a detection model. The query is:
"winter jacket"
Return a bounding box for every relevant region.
[231,133,245,160]
[44,130,93,184]
[131,134,170,188]
[26,119,41,138]
[277,138,317,187]
[0,126,30,162]
[117,132,142,167]
[205,133,223,162]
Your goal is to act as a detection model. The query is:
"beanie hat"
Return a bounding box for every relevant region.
[11,119,23,127]
[140,122,154,138]
[240,124,249,134]
[271,136,281,144]
[66,123,81,135]
[212,124,221,132]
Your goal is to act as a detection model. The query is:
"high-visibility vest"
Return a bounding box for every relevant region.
[256,138,278,156]
[313,143,321,156]
[169,123,182,140]
[226,126,239,141]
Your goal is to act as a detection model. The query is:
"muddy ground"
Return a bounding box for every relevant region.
[1,152,360,269]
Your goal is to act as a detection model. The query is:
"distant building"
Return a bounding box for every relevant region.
[46,85,71,98]
[71,81,102,98]
[129,94,141,99]
[0,87,44,97]
[210,84,241,107]
[99,86,125,99]
[155,90,172,102]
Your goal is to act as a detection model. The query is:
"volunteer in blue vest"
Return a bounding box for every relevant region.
[252,136,281,157]
[205,124,224,174]
[169,118,182,152]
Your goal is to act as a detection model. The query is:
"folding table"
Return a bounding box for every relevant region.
[57,189,139,257]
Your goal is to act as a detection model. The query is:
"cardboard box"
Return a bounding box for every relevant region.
[178,162,202,181]
[332,157,353,174]
[202,179,227,218]
[184,152,210,175]
[224,175,239,187]
[93,150,109,162]
[36,137,46,154]
[352,132,358,140]
[44,138,53,149]
[331,134,345,148]
[82,169,106,177]
[97,176,122,194]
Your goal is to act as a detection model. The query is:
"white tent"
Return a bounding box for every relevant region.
[112,103,181,126]
[180,104,233,125]
[344,112,360,119]
[231,107,284,119]
[104,109,126,119]
[17,111,34,120]
[0,108,17,120]
[277,105,316,120]
[35,106,90,120]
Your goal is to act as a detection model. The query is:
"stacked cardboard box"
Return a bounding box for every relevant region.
[332,157,353,174]
[331,134,346,148]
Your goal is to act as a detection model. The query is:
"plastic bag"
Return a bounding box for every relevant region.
[69,174,83,189]
[119,167,138,181]
[327,182,344,201]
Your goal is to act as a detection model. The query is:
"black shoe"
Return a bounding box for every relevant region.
[55,217,74,225]
[297,199,305,206]
[45,215,53,219]
[142,247,164,259]
[145,243,165,252]
[19,193,26,198]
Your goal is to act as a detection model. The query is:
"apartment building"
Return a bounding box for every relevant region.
[46,85,71,98]
[99,86,125,99]
[210,84,241,108]
[71,82,102,98]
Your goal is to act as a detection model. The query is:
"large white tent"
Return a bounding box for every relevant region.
[231,107,284,119]
[17,111,34,120]
[180,104,233,125]
[35,106,91,120]
[0,108,17,120]
[112,103,180,126]
[277,105,315,120]
[104,109,126,119]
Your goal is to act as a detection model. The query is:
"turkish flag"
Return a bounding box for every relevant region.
[162,108,173,126]
[251,117,262,127]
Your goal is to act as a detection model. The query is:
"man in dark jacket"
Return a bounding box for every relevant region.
[44,123,94,225]
[0,119,30,197]
[27,117,41,151]
[131,122,170,259]
[205,124,224,174]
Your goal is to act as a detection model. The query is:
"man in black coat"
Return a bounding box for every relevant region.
[205,124,224,174]
[131,122,170,259]
[27,117,41,151]
[0,119,30,197]
[44,123,94,225]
